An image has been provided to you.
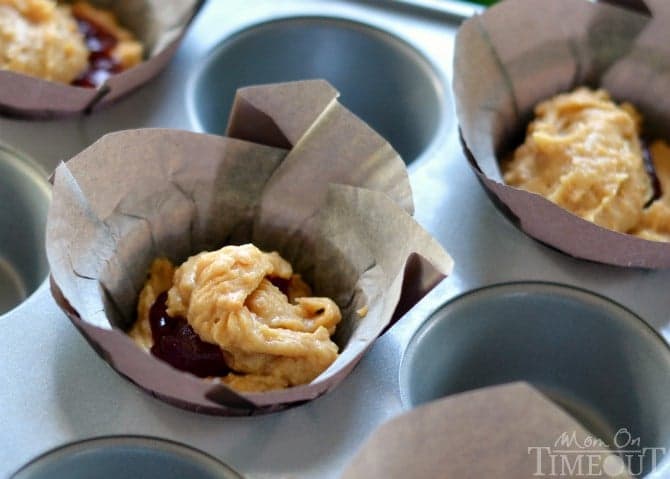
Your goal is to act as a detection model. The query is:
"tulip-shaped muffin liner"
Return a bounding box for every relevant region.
[46,80,454,414]
[0,0,203,118]
[454,0,670,268]
[342,383,632,479]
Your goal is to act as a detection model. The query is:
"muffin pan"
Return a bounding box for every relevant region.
[11,436,243,479]
[0,145,50,316]
[400,282,670,477]
[0,0,203,118]
[3,1,670,478]
[188,17,443,164]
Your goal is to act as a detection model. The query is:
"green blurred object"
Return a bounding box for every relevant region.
[469,0,497,5]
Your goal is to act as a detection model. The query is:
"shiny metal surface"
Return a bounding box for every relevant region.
[1,1,669,478]
[189,16,443,164]
[0,145,50,316]
[400,282,670,477]
[12,436,243,479]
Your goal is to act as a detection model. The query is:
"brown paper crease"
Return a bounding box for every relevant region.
[47,80,453,414]
[342,383,631,479]
[0,0,203,117]
[454,0,670,268]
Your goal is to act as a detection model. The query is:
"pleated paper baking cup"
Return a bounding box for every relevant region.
[0,0,203,118]
[454,0,670,268]
[46,80,454,415]
[342,383,634,479]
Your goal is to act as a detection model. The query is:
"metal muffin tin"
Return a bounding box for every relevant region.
[2,1,670,478]
[400,282,670,478]
[0,145,50,316]
[188,16,443,164]
[12,436,243,479]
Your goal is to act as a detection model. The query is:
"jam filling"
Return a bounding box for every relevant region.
[149,292,230,378]
[269,276,291,296]
[642,141,663,206]
[71,15,123,88]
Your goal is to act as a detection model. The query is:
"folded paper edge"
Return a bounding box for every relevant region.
[454,0,669,268]
[0,0,204,118]
[46,85,449,411]
[340,381,627,479]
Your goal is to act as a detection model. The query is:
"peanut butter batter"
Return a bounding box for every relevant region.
[0,0,142,84]
[130,244,342,392]
[0,0,88,83]
[504,88,670,241]
[70,2,142,70]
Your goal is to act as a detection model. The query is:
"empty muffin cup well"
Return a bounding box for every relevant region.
[0,144,50,316]
[12,436,243,479]
[189,17,444,165]
[400,282,670,477]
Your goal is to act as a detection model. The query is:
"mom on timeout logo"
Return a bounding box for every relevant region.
[528,428,666,477]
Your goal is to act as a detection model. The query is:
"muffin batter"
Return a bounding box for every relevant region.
[130,244,342,392]
[504,88,670,240]
[0,0,88,83]
[0,0,142,85]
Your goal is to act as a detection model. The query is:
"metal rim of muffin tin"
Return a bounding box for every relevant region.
[185,14,448,167]
[10,435,244,479]
[398,281,670,476]
[0,143,51,317]
[3,1,670,478]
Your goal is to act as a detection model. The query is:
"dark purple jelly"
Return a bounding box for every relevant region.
[642,141,663,206]
[149,292,230,378]
[269,276,291,296]
[71,16,123,88]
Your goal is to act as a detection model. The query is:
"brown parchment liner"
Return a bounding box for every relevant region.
[454,0,670,268]
[342,382,631,479]
[46,79,454,415]
[0,0,203,118]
